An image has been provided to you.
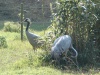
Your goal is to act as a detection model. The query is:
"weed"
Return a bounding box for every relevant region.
[0,36,7,48]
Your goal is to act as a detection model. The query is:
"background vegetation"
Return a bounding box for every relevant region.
[51,0,100,67]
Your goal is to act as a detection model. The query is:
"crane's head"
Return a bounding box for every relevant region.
[24,18,31,24]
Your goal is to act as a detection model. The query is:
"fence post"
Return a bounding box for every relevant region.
[21,3,23,41]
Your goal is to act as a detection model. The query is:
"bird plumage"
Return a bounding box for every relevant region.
[24,18,44,51]
[51,35,78,60]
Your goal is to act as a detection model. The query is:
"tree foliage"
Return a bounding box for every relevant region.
[51,0,100,66]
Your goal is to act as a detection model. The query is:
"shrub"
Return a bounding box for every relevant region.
[40,52,52,66]
[50,0,99,67]
[0,36,8,48]
[3,21,21,33]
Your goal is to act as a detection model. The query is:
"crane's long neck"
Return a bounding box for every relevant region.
[26,22,30,31]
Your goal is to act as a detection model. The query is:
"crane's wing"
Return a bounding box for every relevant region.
[52,36,61,47]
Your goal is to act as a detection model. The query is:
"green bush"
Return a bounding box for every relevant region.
[0,36,8,48]
[50,0,99,67]
[3,21,21,33]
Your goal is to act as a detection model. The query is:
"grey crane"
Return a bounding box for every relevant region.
[51,35,78,65]
[24,18,44,51]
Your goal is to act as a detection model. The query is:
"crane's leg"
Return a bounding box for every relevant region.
[69,45,79,69]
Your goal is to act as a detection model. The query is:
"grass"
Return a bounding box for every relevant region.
[30,22,51,31]
[0,21,100,75]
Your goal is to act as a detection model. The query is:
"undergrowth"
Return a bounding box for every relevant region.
[0,21,99,75]
[3,21,21,32]
[0,36,7,48]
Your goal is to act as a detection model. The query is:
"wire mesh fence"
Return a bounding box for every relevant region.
[0,0,53,23]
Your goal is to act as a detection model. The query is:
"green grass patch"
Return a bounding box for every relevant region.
[23,22,51,31]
